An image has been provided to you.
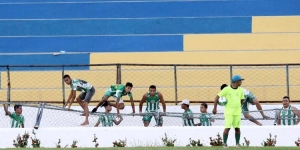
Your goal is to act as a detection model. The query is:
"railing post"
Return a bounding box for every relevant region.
[62,65,65,105]
[229,65,233,83]
[174,65,178,105]
[116,64,122,84]
[286,65,290,97]
[6,65,11,106]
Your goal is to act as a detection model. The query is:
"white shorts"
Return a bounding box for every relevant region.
[113,97,124,104]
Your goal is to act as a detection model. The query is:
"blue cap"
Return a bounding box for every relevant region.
[232,75,244,83]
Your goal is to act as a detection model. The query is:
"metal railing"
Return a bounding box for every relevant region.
[1,63,300,105]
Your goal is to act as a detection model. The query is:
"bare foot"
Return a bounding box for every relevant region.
[81,121,89,126]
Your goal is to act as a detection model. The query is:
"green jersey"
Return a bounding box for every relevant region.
[98,114,115,127]
[279,105,296,126]
[199,113,213,126]
[218,86,244,115]
[10,112,24,128]
[182,109,194,126]
[146,91,160,112]
[109,84,133,98]
[70,79,93,92]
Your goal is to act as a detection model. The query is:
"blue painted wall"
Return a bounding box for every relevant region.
[0,0,299,19]
[0,54,89,70]
[0,36,183,52]
[0,17,251,36]
[0,0,299,54]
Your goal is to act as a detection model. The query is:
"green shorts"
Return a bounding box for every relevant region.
[142,110,163,125]
[242,92,255,112]
[224,114,241,128]
[103,88,124,103]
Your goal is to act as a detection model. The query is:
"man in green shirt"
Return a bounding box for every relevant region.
[3,104,25,128]
[213,75,245,148]
[277,96,300,126]
[195,102,215,126]
[94,101,123,127]
[180,99,194,126]
[63,74,96,126]
[139,85,166,127]
[220,84,269,126]
[92,82,135,115]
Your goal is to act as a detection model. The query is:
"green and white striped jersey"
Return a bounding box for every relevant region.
[110,84,133,98]
[146,91,160,112]
[98,114,115,127]
[70,79,93,92]
[182,109,194,126]
[279,105,297,126]
[10,112,25,128]
[199,113,213,126]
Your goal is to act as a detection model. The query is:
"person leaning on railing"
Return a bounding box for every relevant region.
[3,104,24,128]
[180,99,195,126]
[63,74,96,126]
[277,96,300,126]
[139,85,166,127]
[94,101,123,127]
[92,83,135,115]
[194,102,215,126]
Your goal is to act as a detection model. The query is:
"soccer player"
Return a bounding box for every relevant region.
[180,99,194,126]
[3,104,25,128]
[94,101,123,127]
[195,102,214,126]
[213,75,245,148]
[92,83,135,115]
[139,85,166,127]
[63,74,96,126]
[277,96,300,126]
[220,84,270,126]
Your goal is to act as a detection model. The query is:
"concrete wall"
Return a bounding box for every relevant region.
[0,126,299,148]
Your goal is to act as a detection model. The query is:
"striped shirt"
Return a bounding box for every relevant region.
[98,114,115,127]
[279,105,297,126]
[199,113,213,126]
[182,109,194,126]
[10,112,25,128]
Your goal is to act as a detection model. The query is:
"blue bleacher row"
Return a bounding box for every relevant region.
[0,0,299,19]
[1,0,300,53]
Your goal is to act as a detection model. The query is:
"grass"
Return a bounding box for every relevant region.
[5,147,300,150]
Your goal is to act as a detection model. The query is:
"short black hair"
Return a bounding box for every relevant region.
[125,82,133,88]
[14,105,22,111]
[220,84,228,90]
[283,96,290,101]
[149,85,156,89]
[63,74,71,79]
[201,102,207,109]
[101,101,109,107]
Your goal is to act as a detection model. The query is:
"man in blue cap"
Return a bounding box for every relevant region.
[213,75,245,148]
[220,84,270,126]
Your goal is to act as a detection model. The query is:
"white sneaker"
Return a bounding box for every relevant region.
[236,144,241,148]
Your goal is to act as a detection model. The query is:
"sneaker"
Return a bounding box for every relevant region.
[223,143,228,148]
[236,144,241,148]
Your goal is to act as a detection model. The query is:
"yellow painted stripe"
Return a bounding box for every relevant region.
[90,50,300,65]
[183,33,300,51]
[252,16,300,33]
